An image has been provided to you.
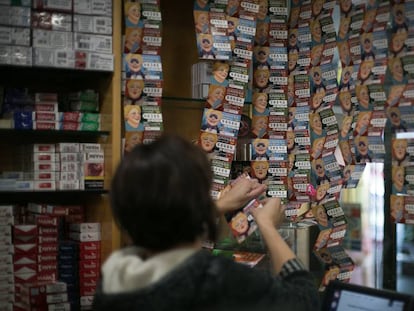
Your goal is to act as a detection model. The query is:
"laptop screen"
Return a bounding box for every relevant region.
[322,281,414,311]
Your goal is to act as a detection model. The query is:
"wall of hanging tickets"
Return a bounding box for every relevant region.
[192,0,355,292]
[122,0,164,153]
[192,0,414,291]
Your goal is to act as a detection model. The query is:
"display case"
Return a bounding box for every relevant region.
[0,4,123,263]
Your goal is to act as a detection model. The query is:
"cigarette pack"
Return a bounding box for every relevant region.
[33,47,75,69]
[80,143,101,152]
[0,206,14,217]
[78,241,100,252]
[0,6,31,27]
[14,244,37,255]
[56,180,81,190]
[33,171,57,180]
[75,51,114,72]
[33,112,61,122]
[38,243,58,254]
[32,0,73,12]
[0,26,31,46]
[13,224,38,236]
[69,222,100,233]
[83,151,104,189]
[32,29,74,49]
[74,32,112,54]
[35,93,59,102]
[32,144,55,153]
[0,234,12,245]
[14,268,37,284]
[37,235,59,244]
[59,171,82,181]
[32,162,59,172]
[34,102,59,112]
[32,121,60,130]
[60,121,100,131]
[69,231,101,242]
[69,100,97,113]
[34,181,56,191]
[32,152,58,162]
[73,0,112,16]
[73,14,112,34]
[31,11,72,31]
[55,142,80,153]
[11,45,32,66]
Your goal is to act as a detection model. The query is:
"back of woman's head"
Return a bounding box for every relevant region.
[110,134,216,250]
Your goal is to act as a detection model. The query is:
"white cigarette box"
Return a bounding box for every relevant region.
[55,142,80,153]
[0,206,13,217]
[73,14,112,35]
[56,180,80,190]
[32,153,59,162]
[0,26,31,46]
[59,152,81,162]
[59,171,82,181]
[69,231,101,242]
[10,45,32,66]
[73,0,112,16]
[34,101,59,112]
[33,47,75,69]
[32,0,73,12]
[33,161,59,172]
[32,144,55,153]
[33,121,60,130]
[82,51,114,72]
[15,180,34,191]
[59,162,81,172]
[74,32,112,54]
[80,143,101,152]
[33,171,57,181]
[0,6,31,27]
[34,181,56,191]
[32,29,74,49]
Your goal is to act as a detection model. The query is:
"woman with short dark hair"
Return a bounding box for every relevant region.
[93,135,320,311]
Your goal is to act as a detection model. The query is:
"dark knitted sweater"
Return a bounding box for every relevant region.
[93,250,320,311]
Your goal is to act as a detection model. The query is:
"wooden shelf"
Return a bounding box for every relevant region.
[0,189,109,204]
[0,129,109,143]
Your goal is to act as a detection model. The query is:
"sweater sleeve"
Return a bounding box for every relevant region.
[279,258,307,279]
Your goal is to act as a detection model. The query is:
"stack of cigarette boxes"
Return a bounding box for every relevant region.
[0,1,32,66]
[11,90,107,131]
[0,0,114,70]
[61,222,101,310]
[0,141,105,191]
[0,205,15,311]
[18,203,86,309]
[14,281,70,311]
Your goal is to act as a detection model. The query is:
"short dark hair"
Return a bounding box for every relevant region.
[110,134,217,250]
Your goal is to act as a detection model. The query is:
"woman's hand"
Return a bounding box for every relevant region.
[216,176,267,214]
[251,197,286,229]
